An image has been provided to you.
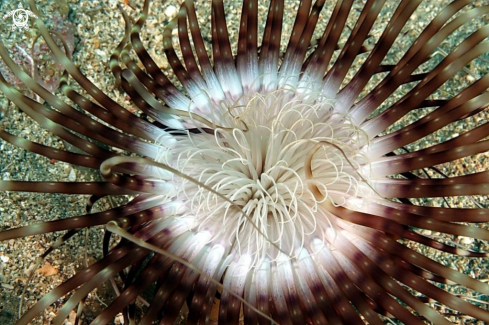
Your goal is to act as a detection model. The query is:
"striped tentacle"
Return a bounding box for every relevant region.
[337,0,423,108]
[332,229,456,324]
[378,199,489,223]
[28,2,163,142]
[311,237,383,324]
[93,220,213,324]
[0,74,114,160]
[0,196,163,241]
[211,0,243,100]
[371,136,489,177]
[144,236,218,324]
[350,0,482,124]
[302,0,353,83]
[373,171,489,198]
[353,202,489,256]
[291,250,345,324]
[402,230,487,258]
[183,0,227,103]
[186,245,230,324]
[368,76,489,158]
[258,0,284,91]
[0,36,157,162]
[52,245,150,325]
[340,220,489,322]
[338,218,489,296]
[109,2,132,88]
[128,2,197,123]
[0,181,136,196]
[15,243,149,325]
[279,0,326,87]
[0,129,102,169]
[162,9,213,116]
[361,21,489,139]
[332,232,436,324]
[236,0,259,92]
[323,0,387,93]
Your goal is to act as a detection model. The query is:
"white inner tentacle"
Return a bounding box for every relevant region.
[155,81,376,267]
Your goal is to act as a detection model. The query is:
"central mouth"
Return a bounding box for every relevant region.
[155,85,374,266]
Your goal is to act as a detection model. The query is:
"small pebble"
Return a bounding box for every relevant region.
[164,5,177,18]
[68,169,77,182]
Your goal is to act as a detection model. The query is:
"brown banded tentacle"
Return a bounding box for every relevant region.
[110,2,132,88]
[337,0,423,104]
[303,0,352,79]
[59,85,161,153]
[89,255,174,325]
[107,223,278,324]
[133,256,181,325]
[375,240,489,321]
[14,243,148,325]
[373,170,489,198]
[258,0,284,90]
[157,263,203,324]
[333,230,454,324]
[324,202,406,240]
[365,200,489,246]
[340,220,489,297]
[368,77,489,157]
[353,5,489,125]
[236,0,259,90]
[402,230,488,258]
[52,245,151,325]
[95,230,209,325]
[372,137,489,177]
[187,251,232,324]
[350,1,486,123]
[281,0,326,79]
[0,180,137,197]
[281,0,312,68]
[292,252,345,324]
[162,17,196,92]
[117,52,180,125]
[0,43,153,158]
[0,197,162,241]
[370,120,489,178]
[0,129,102,169]
[311,237,384,324]
[209,0,242,101]
[378,200,489,223]
[119,53,214,128]
[323,0,387,92]
[130,15,195,114]
[182,0,217,81]
[334,234,434,324]
[28,1,162,141]
[176,4,206,87]
[0,90,113,159]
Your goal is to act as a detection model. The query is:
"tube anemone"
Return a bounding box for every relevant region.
[1,0,489,324]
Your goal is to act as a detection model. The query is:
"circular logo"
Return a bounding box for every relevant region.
[3,3,37,32]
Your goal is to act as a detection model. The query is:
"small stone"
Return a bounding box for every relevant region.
[94,49,108,63]
[459,236,474,246]
[68,169,77,182]
[164,5,177,19]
